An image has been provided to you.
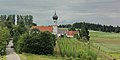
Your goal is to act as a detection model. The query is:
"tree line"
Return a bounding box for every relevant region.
[0,15,57,56]
[0,15,37,36]
[58,22,120,33]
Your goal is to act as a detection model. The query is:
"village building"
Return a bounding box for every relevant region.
[31,12,78,37]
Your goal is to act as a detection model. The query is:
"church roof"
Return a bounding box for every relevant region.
[31,26,53,32]
[53,12,58,20]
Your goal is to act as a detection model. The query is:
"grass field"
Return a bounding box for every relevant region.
[57,38,97,60]
[19,30,120,60]
[90,30,120,59]
[0,56,6,60]
[19,38,97,60]
[19,53,64,60]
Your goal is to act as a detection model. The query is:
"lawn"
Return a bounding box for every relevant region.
[19,53,64,60]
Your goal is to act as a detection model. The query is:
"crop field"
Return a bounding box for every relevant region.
[57,38,97,60]
[90,30,120,59]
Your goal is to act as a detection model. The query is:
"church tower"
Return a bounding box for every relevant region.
[52,12,58,35]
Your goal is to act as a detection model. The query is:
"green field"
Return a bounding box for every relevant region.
[19,30,120,60]
[19,53,64,60]
[58,38,97,60]
[90,30,120,59]
[0,56,6,60]
[19,38,97,60]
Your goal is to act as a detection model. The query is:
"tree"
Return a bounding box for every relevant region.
[16,28,56,55]
[80,27,90,41]
[59,22,120,33]
[0,25,10,55]
[68,26,76,31]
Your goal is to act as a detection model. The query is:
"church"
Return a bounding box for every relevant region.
[31,12,78,37]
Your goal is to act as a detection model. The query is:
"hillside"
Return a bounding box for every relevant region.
[16,30,120,60]
[90,30,120,60]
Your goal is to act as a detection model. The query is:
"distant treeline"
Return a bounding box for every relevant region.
[0,15,37,36]
[58,22,120,33]
[0,15,37,26]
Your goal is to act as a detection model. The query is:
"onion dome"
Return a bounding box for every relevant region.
[53,12,58,20]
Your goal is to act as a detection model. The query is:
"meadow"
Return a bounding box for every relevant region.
[19,53,64,60]
[18,30,120,60]
[57,38,97,60]
[19,38,97,60]
[90,30,120,59]
[0,56,6,60]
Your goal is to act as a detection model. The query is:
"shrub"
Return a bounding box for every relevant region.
[16,28,56,55]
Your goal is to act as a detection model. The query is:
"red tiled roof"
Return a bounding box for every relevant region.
[67,31,78,36]
[31,26,53,32]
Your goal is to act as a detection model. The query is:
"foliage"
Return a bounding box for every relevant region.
[80,28,90,41]
[0,15,34,37]
[0,25,10,55]
[58,38,97,60]
[16,33,29,53]
[17,15,33,26]
[13,23,27,52]
[68,26,76,31]
[16,28,56,55]
[74,28,90,42]
[58,22,120,33]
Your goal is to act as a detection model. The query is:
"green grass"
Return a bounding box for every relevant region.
[110,53,120,59]
[93,43,120,53]
[58,38,97,59]
[19,53,64,60]
[19,38,97,60]
[90,30,120,59]
[19,30,120,60]
[0,55,6,60]
[90,30,120,39]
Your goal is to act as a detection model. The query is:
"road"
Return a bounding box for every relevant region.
[6,40,21,60]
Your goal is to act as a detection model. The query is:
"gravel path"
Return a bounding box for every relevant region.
[6,40,21,60]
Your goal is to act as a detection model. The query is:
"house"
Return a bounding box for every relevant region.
[66,31,78,38]
[31,12,78,38]
[31,26,53,32]
[57,29,67,37]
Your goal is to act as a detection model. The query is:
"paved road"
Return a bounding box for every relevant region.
[6,40,21,60]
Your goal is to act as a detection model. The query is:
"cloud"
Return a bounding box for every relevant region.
[0,0,120,26]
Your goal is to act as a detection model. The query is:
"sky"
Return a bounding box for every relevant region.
[0,0,120,26]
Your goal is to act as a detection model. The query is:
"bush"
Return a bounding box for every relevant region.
[16,28,56,55]
[16,33,28,53]
[0,25,10,55]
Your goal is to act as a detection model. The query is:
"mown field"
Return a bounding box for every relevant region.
[90,30,120,59]
[19,53,64,60]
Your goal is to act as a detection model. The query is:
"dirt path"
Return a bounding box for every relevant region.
[6,40,21,60]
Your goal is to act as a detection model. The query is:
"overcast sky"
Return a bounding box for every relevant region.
[0,0,120,26]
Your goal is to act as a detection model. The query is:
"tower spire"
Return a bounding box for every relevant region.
[52,11,58,35]
[53,11,58,20]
